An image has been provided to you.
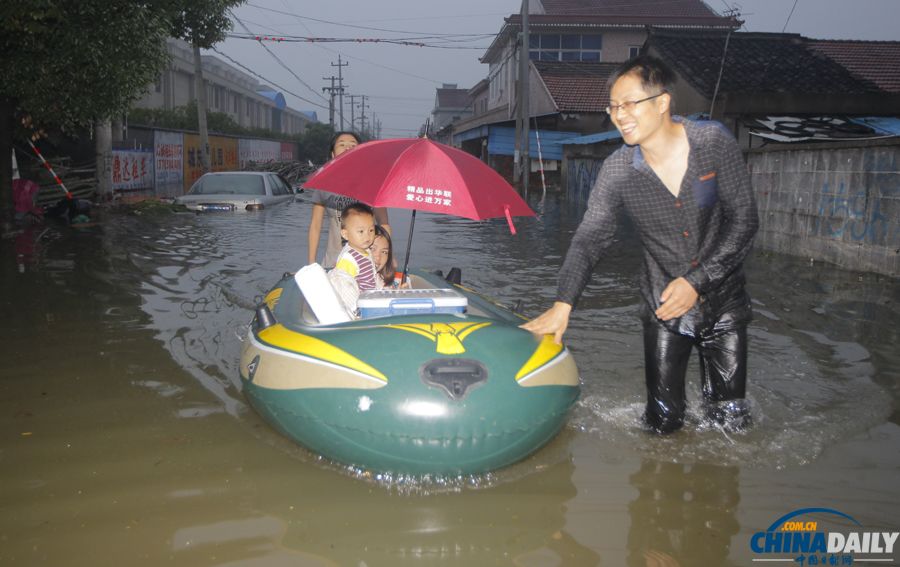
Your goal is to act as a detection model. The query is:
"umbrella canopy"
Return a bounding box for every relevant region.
[304,137,535,228]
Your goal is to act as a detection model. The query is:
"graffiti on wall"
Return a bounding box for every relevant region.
[182,134,239,191]
[814,180,899,246]
[112,150,154,191]
[154,131,183,198]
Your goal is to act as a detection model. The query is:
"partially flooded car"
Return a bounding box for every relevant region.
[175,171,296,212]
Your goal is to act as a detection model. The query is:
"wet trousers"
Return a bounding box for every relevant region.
[641,316,749,433]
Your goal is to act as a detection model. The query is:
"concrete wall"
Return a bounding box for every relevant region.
[562,140,900,276]
[748,142,900,276]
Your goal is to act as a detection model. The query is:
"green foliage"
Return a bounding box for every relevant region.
[129,101,298,141]
[166,0,245,48]
[298,122,340,164]
[129,100,238,133]
[128,103,335,161]
[0,0,172,130]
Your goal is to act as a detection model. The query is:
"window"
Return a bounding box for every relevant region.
[529,33,602,62]
[190,174,265,196]
[629,46,641,58]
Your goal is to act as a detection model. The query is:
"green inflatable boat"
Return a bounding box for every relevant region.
[239,268,580,475]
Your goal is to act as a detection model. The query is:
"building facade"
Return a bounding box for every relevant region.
[134,38,317,136]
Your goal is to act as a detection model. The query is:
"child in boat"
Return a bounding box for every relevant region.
[328,203,377,316]
[370,225,398,289]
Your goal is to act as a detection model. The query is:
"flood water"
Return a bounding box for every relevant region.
[2,195,898,566]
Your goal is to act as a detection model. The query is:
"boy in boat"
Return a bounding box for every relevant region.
[328,203,378,316]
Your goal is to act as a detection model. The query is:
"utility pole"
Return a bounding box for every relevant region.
[332,56,349,130]
[348,94,359,134]
[322,76,339,128]
[358,95,369,137]
[519,0,530,196]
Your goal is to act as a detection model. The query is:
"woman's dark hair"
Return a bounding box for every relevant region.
[373,225,395,286]
[329,131,361,155]
[606,54,676,95]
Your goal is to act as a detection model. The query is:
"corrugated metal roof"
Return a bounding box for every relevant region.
[562,130,622,145]
[488,127,581,160]
[849,117,900,136]
[257,90,286,109]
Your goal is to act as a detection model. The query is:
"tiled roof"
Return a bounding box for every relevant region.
[807,40,900,93]
[507,13,738,28]
[648,31,881,98]
[435,88,471,109]
[533,61,619,112]
[539,0,724,18]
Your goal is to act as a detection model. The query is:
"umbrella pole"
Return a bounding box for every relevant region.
[401,209,417,285]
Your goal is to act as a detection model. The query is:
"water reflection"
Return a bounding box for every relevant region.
[167,438,598,566]
[627,460,741,567]
[100,197,894,472]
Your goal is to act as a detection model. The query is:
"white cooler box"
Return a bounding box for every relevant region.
[358,288,467,318]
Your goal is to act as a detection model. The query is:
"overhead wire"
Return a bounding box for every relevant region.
[225,33,490,50]
[229,11,329,104]
[227,3,505,135]
[245,2,497,37]
[782,0,800,32]
[209,47,329,111]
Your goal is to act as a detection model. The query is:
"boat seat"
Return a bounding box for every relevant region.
[294,263,352,325]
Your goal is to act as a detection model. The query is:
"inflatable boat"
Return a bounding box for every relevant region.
[239,266,580,475]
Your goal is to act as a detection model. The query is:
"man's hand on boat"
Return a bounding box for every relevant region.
[520,301,573,345]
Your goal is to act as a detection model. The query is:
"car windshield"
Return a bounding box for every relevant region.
[190,175,265,196]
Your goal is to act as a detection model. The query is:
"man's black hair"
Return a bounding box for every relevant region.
[607,55,677,94]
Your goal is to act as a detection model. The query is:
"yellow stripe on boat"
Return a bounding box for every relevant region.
[516,335,563,380]
[264,288,282,310]
[384,322,491,355]
[515,335,579,387]
[258,324,387,383]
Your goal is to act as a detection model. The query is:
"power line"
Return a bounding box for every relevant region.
[209,47,330,111]
[245,2,497,36]
[782,0,800,32]
[343,12,509,24]
[225,33,490,49]
[229,12,329,104]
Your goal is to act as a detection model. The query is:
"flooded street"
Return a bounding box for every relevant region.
[2,195,898,566]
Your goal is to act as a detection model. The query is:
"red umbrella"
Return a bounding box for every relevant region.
[304,137,535,279]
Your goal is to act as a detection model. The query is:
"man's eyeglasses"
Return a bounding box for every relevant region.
[605,92,666,116]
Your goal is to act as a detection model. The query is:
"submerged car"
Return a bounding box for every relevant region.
[175,171,296,212]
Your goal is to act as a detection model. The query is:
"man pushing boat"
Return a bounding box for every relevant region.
[522,55,759,434]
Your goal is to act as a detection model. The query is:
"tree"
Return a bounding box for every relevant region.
[167,0,245,174]
[298,122,338,165]
[0,1,172,225]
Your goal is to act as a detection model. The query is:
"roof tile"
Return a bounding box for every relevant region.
[534,61,619,112]
[807,40,900,93]
[648,31,881,98]
[539,0,723,18]
[435,89,471,109]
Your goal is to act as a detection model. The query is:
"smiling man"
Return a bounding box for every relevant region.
[522,55,759,434]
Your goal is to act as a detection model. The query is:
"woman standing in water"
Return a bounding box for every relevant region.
[306,131,391,268]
